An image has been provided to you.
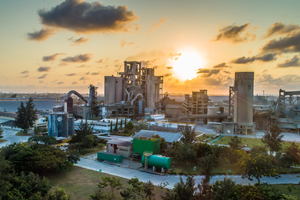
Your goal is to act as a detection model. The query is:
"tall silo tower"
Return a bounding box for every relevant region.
[234,72,254,134]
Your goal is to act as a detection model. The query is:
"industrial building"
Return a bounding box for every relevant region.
[104,61,163,118]
[228,72,255,134]
[181,90,209,118]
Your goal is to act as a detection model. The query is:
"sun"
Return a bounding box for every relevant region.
[169,50,206,80]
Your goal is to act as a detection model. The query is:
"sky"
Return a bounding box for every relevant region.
[1,0,300,95]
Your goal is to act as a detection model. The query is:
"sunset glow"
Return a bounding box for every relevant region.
[170,51,206,80]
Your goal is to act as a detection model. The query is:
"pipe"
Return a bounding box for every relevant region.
[131,93,143,105]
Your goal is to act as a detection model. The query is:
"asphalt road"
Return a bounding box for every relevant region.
[75,158,300,189]
[0,129,31,148]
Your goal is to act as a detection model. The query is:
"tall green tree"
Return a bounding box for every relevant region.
[15,98,37,134]
[180,126,196,144]
[281,142,300,168]
[114,118,119,132]
[69,121,97,150]
[0,126,3,138]
[261,124,283,153]
[28,135,58,146]
[120,178,154,200]
[228,136,242,150]
[162,176,195,200]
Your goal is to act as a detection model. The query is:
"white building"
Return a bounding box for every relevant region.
[74,117,130,135]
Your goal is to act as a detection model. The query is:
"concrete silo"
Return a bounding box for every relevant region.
[234,72,254,134]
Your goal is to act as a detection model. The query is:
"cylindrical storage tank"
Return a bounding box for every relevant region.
[141,155,171,169]
[207,106,220,123]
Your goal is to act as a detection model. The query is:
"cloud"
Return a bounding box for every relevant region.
[38,74,48,79]
[163,73,172,77]
[27,28,56,41]
[256,73,300,87]
[166,66,173,70]
[231,56,256,64]
[72,82,78,85]
[261,32,300,53]
[264,22,300,38]
[213,23,255,43]
[57,82,64,85]
[21,75,29,78]
[91,71,100,75]
[37,66,51,72]
[120,39,134,47]
[39,81,44,84]
[38,0,138,34]
[231,53,277,64]
[212,62,229,69]
[61,54,92,63]
[42,53,64,61]
[69,37,89,45]
[85,72,90,75]
[277,56,300,68]
[148,17,167,33]
[197,69,220,78]
[96,57,109,64]
[76,64,90,68]
[65,73,76,76]
[134,24,140,33]
[96,59,103,63]
[20,70,29,74]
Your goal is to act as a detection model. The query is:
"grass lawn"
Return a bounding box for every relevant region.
[46,166,167,200]
[195,134,215,142]
[0,139,7,143]
[15,131,31,136]
[214,136,300,149]
[269,184,300,197]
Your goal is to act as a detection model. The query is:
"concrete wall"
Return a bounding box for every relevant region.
[104,76,123,104]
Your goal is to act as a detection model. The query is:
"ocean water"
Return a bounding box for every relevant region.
[0,100,63,112]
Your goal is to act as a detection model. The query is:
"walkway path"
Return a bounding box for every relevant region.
[75,158,300,189]
[0,129,30,148]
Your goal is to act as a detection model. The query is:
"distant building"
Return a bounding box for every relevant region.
[104,61,163,118]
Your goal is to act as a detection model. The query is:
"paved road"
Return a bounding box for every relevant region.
[0,129,31,148]
[195,125,300,143]
[75,158,300,189]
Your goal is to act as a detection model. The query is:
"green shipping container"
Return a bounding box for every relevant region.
[133,139,160,156]
[97,152,123,163]
[141,155,171,169]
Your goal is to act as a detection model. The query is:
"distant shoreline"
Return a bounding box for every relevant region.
[0,98,58,101]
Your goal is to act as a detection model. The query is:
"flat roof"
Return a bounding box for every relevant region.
[134,130,183,143]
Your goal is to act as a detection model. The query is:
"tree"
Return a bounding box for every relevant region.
[133,121,148,132]
[110,121,113,133]
[48,187,70,200]
[15,98,37,134]
[126,121,134,131]
[28,135,58,146]
[210,178,236,200]
[143,181,155,200]
[152,135,167,150]
[97,177,122,198]
[0,126,3,138]
[120,119,123,129]
[69,121,97,150]
[281,142,300,168]
[114,118,119,132]
[90,84,100,118]
[120,178,154,200]
[228,136,242,150]
[162,176,195,200]
[236,152,279,185]
[180,126,196,144]
[261,124,283,153]
[1,143,76,174]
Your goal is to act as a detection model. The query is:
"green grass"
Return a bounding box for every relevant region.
[0,139,7,143]
[269,184,300,197]
[214,136,300,149]
[195,134,214,142]
[46,166,167,200]
[16,131,31,136]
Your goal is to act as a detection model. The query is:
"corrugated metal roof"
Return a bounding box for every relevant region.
[278,123,297,129]
[134,130,182,143]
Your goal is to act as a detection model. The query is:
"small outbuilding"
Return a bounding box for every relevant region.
[106,140,133,158]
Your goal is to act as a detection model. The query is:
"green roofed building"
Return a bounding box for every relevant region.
[133,138,160,156]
